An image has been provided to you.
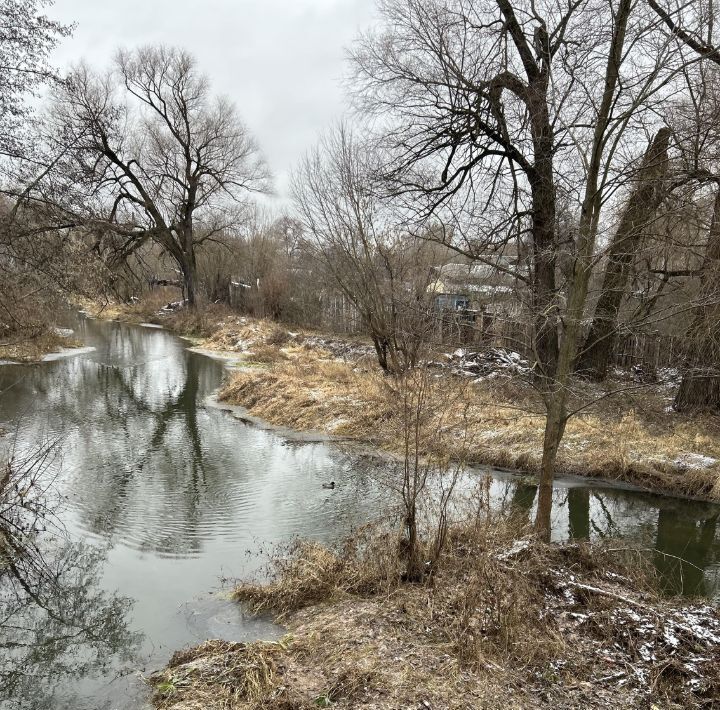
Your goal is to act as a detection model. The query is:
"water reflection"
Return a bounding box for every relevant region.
[567,488,590,540]
[0,539,140,710]
[655,509,719,597]
[0,318,389,709]
[501,475,720,597]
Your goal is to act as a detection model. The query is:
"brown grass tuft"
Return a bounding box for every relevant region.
[233,530,402,619]
[154,517,720,709]
[149,639,293,710]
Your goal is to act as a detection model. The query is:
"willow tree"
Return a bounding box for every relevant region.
[46,46,269,306]
[673,187,720,411]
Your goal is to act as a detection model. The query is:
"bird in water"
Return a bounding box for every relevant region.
[322,481,335,489]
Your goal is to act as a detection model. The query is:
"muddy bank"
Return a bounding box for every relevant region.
[149,525,720,709]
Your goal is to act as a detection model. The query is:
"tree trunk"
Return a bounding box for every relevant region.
[535,394,566,541]
[181,255,197,308]
[371,334,390,372]
[577,128,672,380]
[402,508,424,583]
[528,90,560,383]
[675,187,720,411]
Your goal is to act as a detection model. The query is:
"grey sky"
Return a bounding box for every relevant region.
[49,0,377,204]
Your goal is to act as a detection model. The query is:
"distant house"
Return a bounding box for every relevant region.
[428,258,520,315]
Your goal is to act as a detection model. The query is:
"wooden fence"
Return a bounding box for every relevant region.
[434,310,682,371]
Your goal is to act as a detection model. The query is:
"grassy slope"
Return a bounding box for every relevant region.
[216,331,720,502]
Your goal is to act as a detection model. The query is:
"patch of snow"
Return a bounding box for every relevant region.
[496,538,531,560]
[663,628,680,648]
[444,346,532,379]
[52,327,74,337]
[41,346,96,362]
[673,453,718,469]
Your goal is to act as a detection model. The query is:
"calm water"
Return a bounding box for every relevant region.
[0,317,718,709]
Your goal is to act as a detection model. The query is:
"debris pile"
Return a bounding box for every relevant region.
[159,299,188,313]
[557,590,720,698]
[443,347,532,379]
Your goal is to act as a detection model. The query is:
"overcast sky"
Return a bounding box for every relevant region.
[48,0,377,205]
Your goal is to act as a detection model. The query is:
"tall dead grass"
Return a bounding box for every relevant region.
[0,329,81,362]
[220,353,720,499]
[81,290,239,340]
[233,514,650,671]
[150,639,292,710]
[147,512,720,709]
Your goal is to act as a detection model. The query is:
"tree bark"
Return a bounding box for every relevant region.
[577,128,672,380]
[178,249,197,308]
[535,394,566,541]
[530,166,560,382]
[527,62,560,383]
[674,187,720,411]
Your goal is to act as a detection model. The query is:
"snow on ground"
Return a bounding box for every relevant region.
[673,453,718,469]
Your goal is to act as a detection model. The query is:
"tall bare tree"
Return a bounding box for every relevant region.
[350,0,684,536]
[39,46,269,306]
[293,124,438,372]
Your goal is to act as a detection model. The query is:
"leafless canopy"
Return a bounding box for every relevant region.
[39,45,270,305]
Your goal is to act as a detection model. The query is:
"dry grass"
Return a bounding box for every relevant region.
[233,530,402,619]
[151,517,720,709]
[0,330,82,363]
[220,351,720,500]
[150,640,292,710]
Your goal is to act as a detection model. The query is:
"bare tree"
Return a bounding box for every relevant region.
[293,124,438,372]
[641,2,720,409]
[37,45,269,307]
[349,0,687,537]
[0,0,71,161]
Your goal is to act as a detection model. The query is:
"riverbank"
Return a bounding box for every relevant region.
[81,295,720,501]
[0,328,83,363]
[149,520,720,709]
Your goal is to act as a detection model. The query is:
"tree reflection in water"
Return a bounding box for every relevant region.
[654,509,719,597]
[0,444,140,710]
[504,478,720,598]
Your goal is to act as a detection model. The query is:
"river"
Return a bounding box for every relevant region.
[0,317,718,709]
